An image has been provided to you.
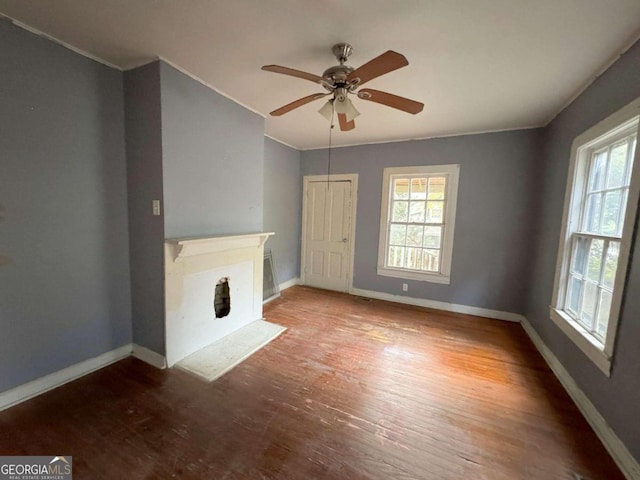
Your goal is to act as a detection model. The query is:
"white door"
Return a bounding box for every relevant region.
[303,179,353,292]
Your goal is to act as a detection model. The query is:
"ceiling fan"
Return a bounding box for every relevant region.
[262,43,424,131]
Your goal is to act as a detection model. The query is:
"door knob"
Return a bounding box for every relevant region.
[342,238,348,243]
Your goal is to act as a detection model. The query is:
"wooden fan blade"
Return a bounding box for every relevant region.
[357,89,424,114]
[347,51,408,86]
[337,113,355,131]
[262,65,323,84]
[269,93,328,116]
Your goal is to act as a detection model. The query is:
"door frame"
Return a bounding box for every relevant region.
[301,173,358,293]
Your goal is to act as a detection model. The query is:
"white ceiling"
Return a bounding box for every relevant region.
[1,1,640,150]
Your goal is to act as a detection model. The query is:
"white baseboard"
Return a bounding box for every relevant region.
[279,277,299,291]
[521,317,640,480]
[0,344,132,412]
[264,277,301,304]
[350,287,525,323]
[132,344,167,369]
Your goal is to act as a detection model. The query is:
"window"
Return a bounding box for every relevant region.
[551,98,640,375]
[377,165,460,284]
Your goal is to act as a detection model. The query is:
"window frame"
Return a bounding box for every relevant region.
[550,97,640,376]
[377,164,460,284]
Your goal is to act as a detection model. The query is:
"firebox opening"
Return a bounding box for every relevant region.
[214,277,231,318]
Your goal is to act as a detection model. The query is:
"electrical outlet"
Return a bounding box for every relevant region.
[402,283,408,292]
[152,200,161,216]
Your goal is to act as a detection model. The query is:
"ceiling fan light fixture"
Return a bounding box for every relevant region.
[335,96,360,123]
[318,99,334,121]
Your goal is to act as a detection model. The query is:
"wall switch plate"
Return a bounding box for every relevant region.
[152,200,161,216]
[402,283,408,292]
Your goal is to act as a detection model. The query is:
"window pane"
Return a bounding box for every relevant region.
[583,193,602,233]
[618,190,629,237]
[406,226,423,247]
[580,282,598,329]
[586,239,604,282]
[388,246,404,267]
[422,249,440,272]
[603,241,620,290]
[389,224,406,245]
[392,201,408,222]
[571,236,589,276]
[601,190,622,235]
[606,141,629,189]
[423,226,442,248]
[409,202,426,223]
[427,177,446,200]
[589,150,607,191]
[596,290,612,338]
[567,276,582,314]
[426,201,444,223]
[393,179,409,199]
[404,247,422,269]
[410,178,427,200]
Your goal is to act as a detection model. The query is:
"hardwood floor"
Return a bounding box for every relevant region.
[0,286,624,479]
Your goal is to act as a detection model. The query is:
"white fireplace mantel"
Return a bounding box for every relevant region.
[164,231,274,367]
[167,232,274,261]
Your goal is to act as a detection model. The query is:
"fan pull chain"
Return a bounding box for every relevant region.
[327,101,335,189]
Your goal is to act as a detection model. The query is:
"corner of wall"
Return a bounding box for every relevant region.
[520,317,640,479]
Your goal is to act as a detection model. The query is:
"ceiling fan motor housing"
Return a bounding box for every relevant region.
[322,65,354,87]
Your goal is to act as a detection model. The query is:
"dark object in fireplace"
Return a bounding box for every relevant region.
[214,277,231,318]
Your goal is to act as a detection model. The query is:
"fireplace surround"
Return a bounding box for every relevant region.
[164,232,273,367]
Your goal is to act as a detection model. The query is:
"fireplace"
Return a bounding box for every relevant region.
[164,232,273,367]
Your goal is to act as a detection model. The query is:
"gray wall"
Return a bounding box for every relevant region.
[526,40,640,460]
[0,19,131,391]
[122,60,267,356]
[264,137,302,284]
[124,62,166,355]
[301,129,540,313]
[159,62,264,239]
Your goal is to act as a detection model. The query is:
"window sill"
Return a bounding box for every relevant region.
[548,308,611,376]
[377,266,450,284]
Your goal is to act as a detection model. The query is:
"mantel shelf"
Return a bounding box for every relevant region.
[166,232,274,261]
